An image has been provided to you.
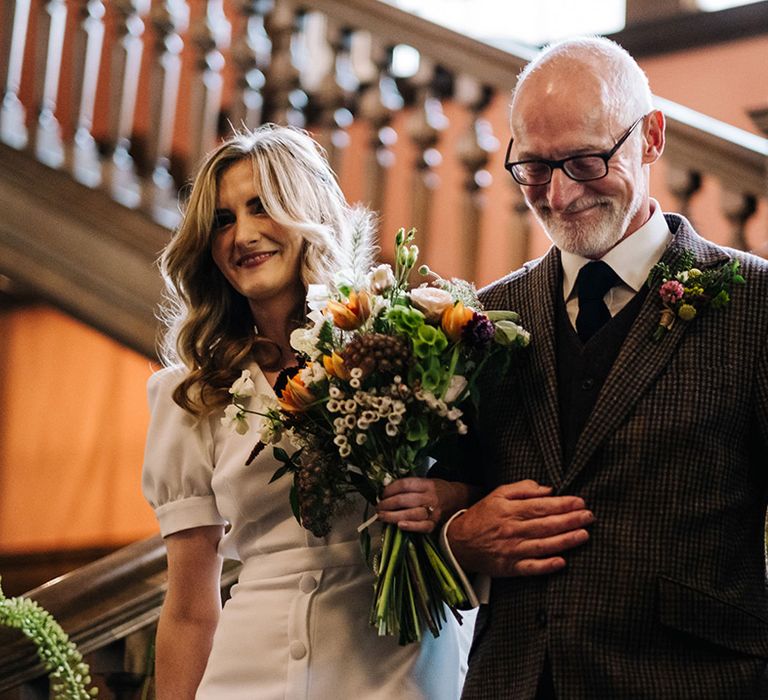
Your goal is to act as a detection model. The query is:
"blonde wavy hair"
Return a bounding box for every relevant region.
[159,124,355,415]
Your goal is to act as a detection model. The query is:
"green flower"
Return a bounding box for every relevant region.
[412,324,448,359]
[386,305,425,334]
[494,319,531,347]
[677,304,697,321]
[0,580,97,698]
[710,289,730,309]
[405,415,429,448]
[409,355,445,393]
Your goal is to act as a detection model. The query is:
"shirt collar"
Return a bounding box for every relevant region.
[562,199,672,299]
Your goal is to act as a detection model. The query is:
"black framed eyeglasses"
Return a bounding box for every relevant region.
[504,114,647,186]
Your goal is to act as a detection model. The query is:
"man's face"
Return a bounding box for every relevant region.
[510,72,649,259]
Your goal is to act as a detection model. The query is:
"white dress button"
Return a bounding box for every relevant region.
[299,574,318,593]
[289,640,307,659]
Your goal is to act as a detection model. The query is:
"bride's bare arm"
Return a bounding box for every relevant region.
[156,525,224,700]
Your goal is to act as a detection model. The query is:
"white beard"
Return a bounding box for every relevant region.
[530,188,644,258]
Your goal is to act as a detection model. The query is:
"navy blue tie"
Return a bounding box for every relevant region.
[575,261,619,343]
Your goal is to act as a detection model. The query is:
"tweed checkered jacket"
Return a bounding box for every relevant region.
[461,215,768,699]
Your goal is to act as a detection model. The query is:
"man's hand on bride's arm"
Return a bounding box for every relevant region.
[446,480,594,578]
[376,478,483,533]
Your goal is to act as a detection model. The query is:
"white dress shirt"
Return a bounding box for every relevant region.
[561,199,672,327]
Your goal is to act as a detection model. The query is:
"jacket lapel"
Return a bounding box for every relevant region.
[561,215,732,489]
[510,248,565,486]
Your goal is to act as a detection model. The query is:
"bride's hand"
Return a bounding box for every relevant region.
[376,478,478,534]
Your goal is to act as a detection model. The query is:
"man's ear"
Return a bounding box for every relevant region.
[641,109,665,165]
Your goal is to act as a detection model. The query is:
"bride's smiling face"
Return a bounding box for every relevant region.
[211,158,304,311]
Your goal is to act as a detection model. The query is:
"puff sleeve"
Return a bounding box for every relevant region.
[141,367,227,537]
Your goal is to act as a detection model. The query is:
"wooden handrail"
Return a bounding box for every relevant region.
[658,96,768,196]
[0,535,241,691]
[305,0,536,86]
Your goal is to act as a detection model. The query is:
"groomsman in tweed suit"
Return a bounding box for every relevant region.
[443,37,768,699]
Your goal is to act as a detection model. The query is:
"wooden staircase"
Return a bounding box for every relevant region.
[0,1,766,696]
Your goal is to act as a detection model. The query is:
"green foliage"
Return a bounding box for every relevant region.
[0,579,98,699]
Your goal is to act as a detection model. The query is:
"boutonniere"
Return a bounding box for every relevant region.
[647,249,745,341]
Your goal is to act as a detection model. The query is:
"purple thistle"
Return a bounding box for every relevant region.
[462,312,495,349]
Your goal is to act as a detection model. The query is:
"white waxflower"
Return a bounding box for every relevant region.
[290,326,322,360]
[410,286,454,320]
[443,375,468,403]
[221,404,249,435]
[229,369,256,398]
[299,362,327,387]
[366,263,396,294]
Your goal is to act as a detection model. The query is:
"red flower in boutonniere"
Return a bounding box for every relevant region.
[647,249,745,341]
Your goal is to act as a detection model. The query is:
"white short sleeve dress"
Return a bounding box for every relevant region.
[142,365,474,700]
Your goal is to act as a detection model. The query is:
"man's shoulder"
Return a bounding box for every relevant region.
[478,255,548,309]
[666,212,768,277]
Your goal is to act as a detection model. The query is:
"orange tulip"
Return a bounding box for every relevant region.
[326,290,371,330]
[278,374,316,412]
[322,352,350,380]
[441,301,475,342]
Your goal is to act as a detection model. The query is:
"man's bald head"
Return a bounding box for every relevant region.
[511,37,654,132]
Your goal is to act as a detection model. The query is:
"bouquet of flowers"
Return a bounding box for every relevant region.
[225,227,530,644]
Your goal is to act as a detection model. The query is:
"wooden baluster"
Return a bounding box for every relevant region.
[108,0,150,209]
[68,0,106,187]
[188,0,231,171]
[0,0,32,149]
[229,0,273,131]
[721,188,757,251]
[357,38,402,214]
[262,1,305,126]
[407,58,449,259]
[144,0,189,227]
[309,18,355,173]
[665,164,701,221]
[455,76,497,279]
[746,105,768,254]
[33,0,67,168]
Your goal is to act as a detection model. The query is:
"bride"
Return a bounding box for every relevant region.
[142,124,475,699]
